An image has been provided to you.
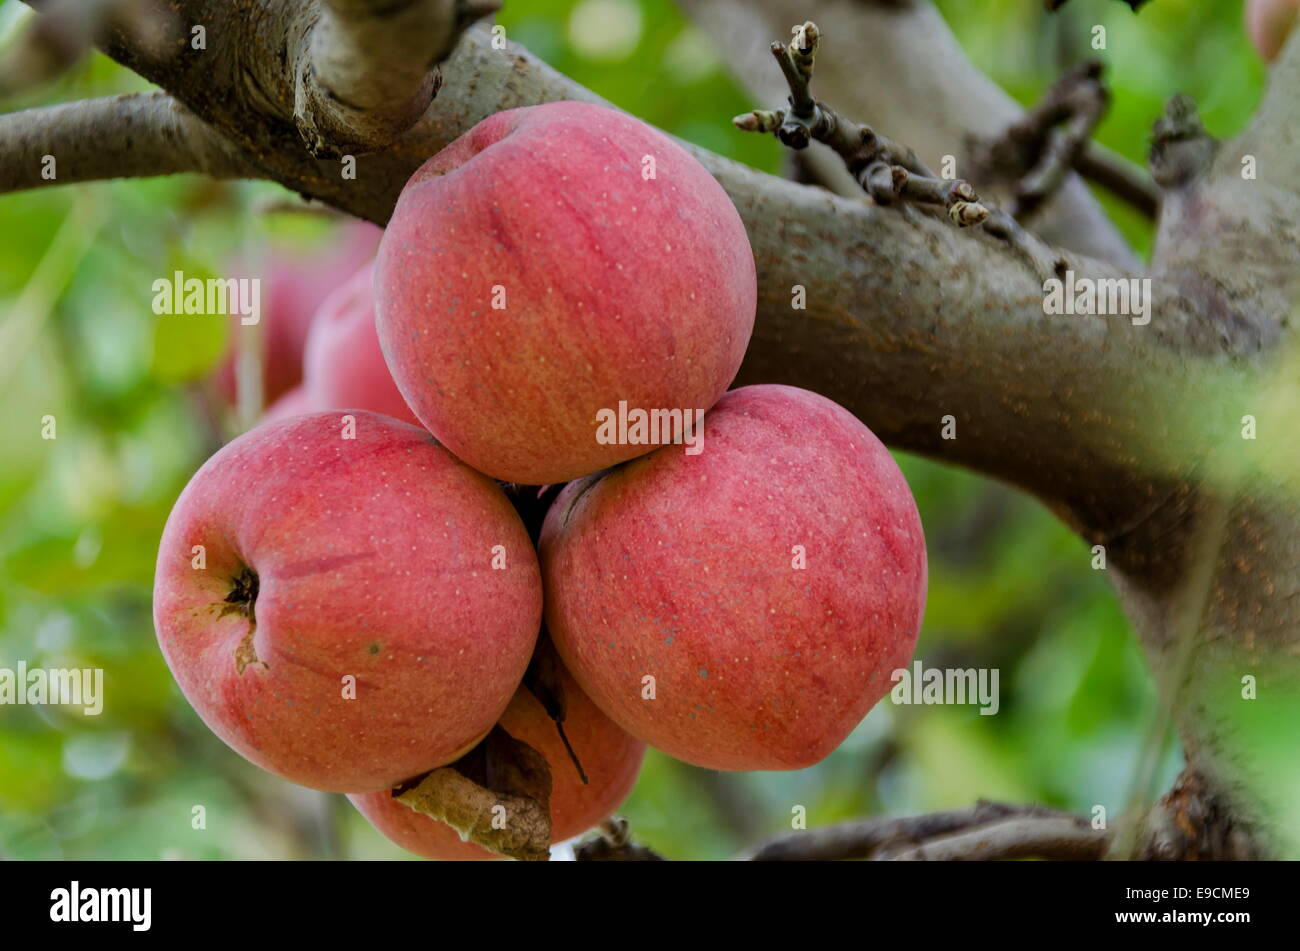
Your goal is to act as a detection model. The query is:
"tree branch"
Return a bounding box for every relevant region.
[968,61,1154,221]
[0,91,252,192]
[733,23,987,224]
[1075,143,1159,218]
[295,0,499,155]
[1101,32,1300,860]
[0,1,84,100]
[876,816,1108,861]
[0,0,175,101]
[746,801,1107,861]
[9,7,1268,589]
[0,15,1159,542]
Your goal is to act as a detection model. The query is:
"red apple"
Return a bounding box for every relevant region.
[539,384,928,771]
[216,220,382,408]
[301,261,420,426]
[349,662,645,860]
[1247,0,1300,61]
[375,100,756,485]
[153,410,542,793]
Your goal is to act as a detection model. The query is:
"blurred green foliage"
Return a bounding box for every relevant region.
[0,0,1268,860]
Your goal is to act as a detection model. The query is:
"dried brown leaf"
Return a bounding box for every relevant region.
[396,725,553,861]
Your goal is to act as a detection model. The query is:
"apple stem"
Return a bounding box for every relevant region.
[554,720,588,786]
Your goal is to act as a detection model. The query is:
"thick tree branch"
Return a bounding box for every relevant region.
[21,0,492,162]
[1101,31,1300,861]
[295,0,499,154]
[0,91,252,191]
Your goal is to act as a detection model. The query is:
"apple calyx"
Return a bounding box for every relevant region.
[222,566,262,675]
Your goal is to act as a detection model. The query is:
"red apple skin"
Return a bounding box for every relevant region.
[539,384,928,772]
[375,100,756,486]
[348,664,645,860]
[260,385,313,424]
[1247,0,1300,61]
[216,220,382,407]
[302,261,420,426]
[153,411,542,793]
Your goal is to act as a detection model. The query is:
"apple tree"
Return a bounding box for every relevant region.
[2,0,1297,860]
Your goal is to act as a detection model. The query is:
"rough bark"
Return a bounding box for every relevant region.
[294,0,500,154]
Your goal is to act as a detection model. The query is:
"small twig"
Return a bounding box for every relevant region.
[574,818,666,862]
[973,62,1159,219]
[1075,144,1160,218]
[971,61,1128,220]
[734,20,1066,280]
[891,167,987,225]
[733,22,982,224]
[1013,63,1109,218]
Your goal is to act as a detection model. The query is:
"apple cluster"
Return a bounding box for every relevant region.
[155,101,928,860]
